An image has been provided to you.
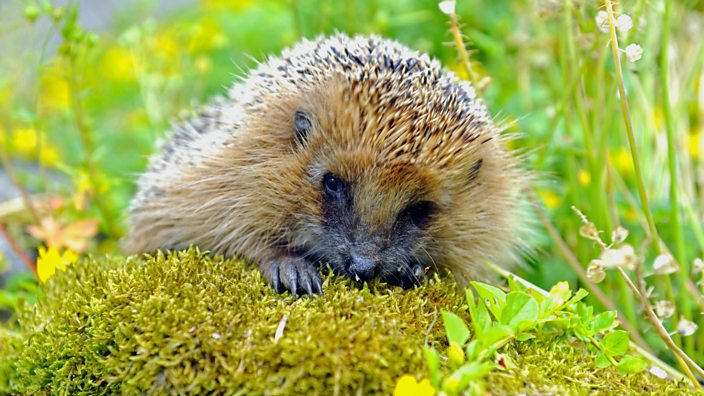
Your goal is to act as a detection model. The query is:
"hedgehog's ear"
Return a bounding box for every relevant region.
[467,158,483,183]
[293,110,313,145]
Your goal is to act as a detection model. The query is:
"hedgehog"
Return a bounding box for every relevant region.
[123,34,526,296]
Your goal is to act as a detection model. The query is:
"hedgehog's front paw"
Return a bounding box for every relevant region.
[260,254,323,297]
[382,262,427,289]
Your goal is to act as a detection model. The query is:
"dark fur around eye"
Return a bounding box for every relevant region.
[403,201,437,229]
[293,110,313,144]
[323,173,345,199]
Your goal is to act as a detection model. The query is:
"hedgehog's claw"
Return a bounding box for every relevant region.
[382,262,427,289]
[261,254,322,298]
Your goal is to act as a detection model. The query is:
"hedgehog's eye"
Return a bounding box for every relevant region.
[323,173,345,198]
[293,110,313,144]
[403,201,437,229]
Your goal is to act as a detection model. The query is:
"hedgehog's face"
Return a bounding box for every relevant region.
[289,105,472,287]
[303,164,440,287]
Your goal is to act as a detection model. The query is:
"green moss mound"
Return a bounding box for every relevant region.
[0,249,696,395]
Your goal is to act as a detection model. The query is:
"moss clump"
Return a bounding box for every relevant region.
[0,249,697,395]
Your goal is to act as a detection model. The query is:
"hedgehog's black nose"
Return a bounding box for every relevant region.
[349,254,377,281]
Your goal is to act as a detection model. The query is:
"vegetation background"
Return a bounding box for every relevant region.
[1,0,703,383]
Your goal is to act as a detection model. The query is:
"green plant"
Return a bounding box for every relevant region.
[420,278,650,395]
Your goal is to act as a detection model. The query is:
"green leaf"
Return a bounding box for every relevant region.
[595,352,612,368]
[500,292,539,331]
[591,311,617,334]
[515,332,535,341]
[548,281,571,301]
[480,324,513,349]
[567,288,589,305]
[507,275,527,292]
[465,340,480,361]
[603,330,630,357]
[475,298,492,333]
[471,282,506,321]
[617,355,648,374]
[423,347,442,388]
[443,362,494,393]
[442,311,470,346]
[466,290,488,337]
[574,302,593,324]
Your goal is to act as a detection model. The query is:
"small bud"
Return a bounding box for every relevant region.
[654,300,675,319]
[653,254,677,275]
[438,0,456,15]
[595,11,609,33]
[494,353,513,370]
[23,5,40,23]
[676,317,698,337]
[447,342,465,366]
[616,14,633,33]
[611,226,629,245]
[579,222,599,240]
[625,43,643,62]
[693,258,703,274]
[587,260,607,283]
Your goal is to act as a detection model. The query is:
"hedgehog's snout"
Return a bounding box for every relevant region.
[347,253,380,282]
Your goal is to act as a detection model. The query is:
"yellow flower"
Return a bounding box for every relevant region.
[188,18,228,53]
[578,169,591,186]
[37,246,78,283]
[11,127,38,157]
[394,375,435,396]
[101,46,137,83]
[611,148,633,175]
[40,66,71,111]
[652,106,664,130]
[689,131,701,160]
[195,56,212,74]
[200,0,253,11]
[40,145,60,166]
[537,189,560,210]
[152,31,180,61]
[449,61,470,81]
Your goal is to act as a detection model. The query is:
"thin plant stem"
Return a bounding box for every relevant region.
[660,0,692,329]
[0,223,36,274]
[603,0,660,253]
[446,10,481,93]
[0,136,41,225]
[633,268,704,386]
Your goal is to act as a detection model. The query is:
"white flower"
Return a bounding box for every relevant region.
[596,10,609,33]
[654,300,675,319]
[653,254,677,275]
[616,14,633,33]
[677,317,698,337]
[599,244,637,270]
[625,43,643,62]
[438,0,456,15]
[587,260,606,283]
[611,226,629,244]
[693,257,703,274]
